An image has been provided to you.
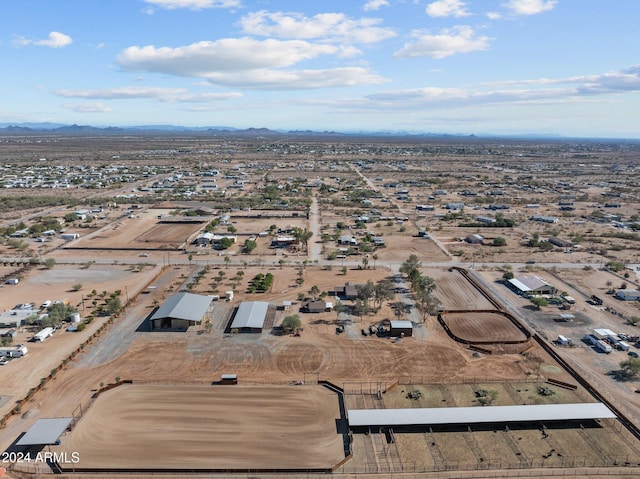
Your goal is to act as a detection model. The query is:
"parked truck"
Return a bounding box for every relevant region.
[595,340,612,354]
[32,327,54,342]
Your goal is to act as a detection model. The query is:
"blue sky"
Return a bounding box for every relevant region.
[2,0,640,137]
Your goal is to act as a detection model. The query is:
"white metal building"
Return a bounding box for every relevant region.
[230,301,270,333]
[150,292,214,331]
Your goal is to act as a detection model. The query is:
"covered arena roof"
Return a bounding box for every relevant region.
[231,301,270,330]
[17,418,73,446]
[347,403,616,428]
[150,292,213,323]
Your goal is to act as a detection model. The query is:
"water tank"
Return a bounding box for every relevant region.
[70,312,81,323]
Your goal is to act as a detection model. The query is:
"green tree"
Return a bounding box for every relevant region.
[282,314,302,334]
[415,290,441,322]
[353,298,369,321]
[244,239,257,254]
[219,237,233,250]
[530,296,548,309]
[373,279,394,310]
[492,237,507,247]
[619,358,640,379]
[106,297,123,316]
[43,258,56,269]
[309,285,321,300]
[292,227,313,251]
[45,303,77,327]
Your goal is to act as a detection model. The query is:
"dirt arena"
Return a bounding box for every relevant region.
[70,208,203,250]
[57,383,345,471]
[430,268,497,311]
[440,311,531,344]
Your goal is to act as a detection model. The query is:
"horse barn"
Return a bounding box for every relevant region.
[230,301,271,333]
[149,292,214,331]
[508,275,557,296]
[347,403,617,433]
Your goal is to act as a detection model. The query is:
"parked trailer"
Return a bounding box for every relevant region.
[583,334,598,346]
[32,327,54,342]
[0,344,28,357]
[60,233,80,240]
[618,341,631,351]
[595,340,612,354]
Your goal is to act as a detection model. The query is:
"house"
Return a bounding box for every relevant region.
[446,202,465,210]
[390,320,413,337]
[508,275,557,296]
[301,301,333,313]
[531,215,559,224]
[548,237,573,248]
[334,283,360,300]
[372,237,385,247]
[338,234,357,246]
[615,290,640,301]
[465,234,484,244]
[270,236,296,248]
[193,232,214,245]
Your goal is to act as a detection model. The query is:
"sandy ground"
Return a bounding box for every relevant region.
[441,311,530,343]
[57,383,344,470]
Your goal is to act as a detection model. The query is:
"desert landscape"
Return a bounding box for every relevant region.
[0,134,639,478]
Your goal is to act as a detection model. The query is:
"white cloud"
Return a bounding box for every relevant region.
[426,0,470,18]
[394,26,491,59]
[486,12,502,20]
[116,38,386,89]
[55,86,242,103]
[239,11,396,44]
[118,38,338,75]
[505,0,557,16]
[15,31,73,48]
[361,65,640,110]
[201,67,387,90]
[143,0,241,10]
[363,0,390,11]
[63,102,112,113]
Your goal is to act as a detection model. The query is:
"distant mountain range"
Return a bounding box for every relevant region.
[0,122,588,140]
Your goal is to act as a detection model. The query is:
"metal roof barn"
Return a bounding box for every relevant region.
[347,403,615,428]
[231,301,270,331]
[150,292,214,331]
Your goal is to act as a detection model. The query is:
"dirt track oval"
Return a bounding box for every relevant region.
[440,311,530,344]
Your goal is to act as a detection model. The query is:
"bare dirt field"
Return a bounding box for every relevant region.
[429,268,496,310]
[441,311,530,344]
[70,208,202,250]
[57,383,344,471]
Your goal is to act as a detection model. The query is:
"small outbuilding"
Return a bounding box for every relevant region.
[390,320,413,337]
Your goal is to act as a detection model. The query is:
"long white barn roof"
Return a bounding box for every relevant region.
[348,403,615,427]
